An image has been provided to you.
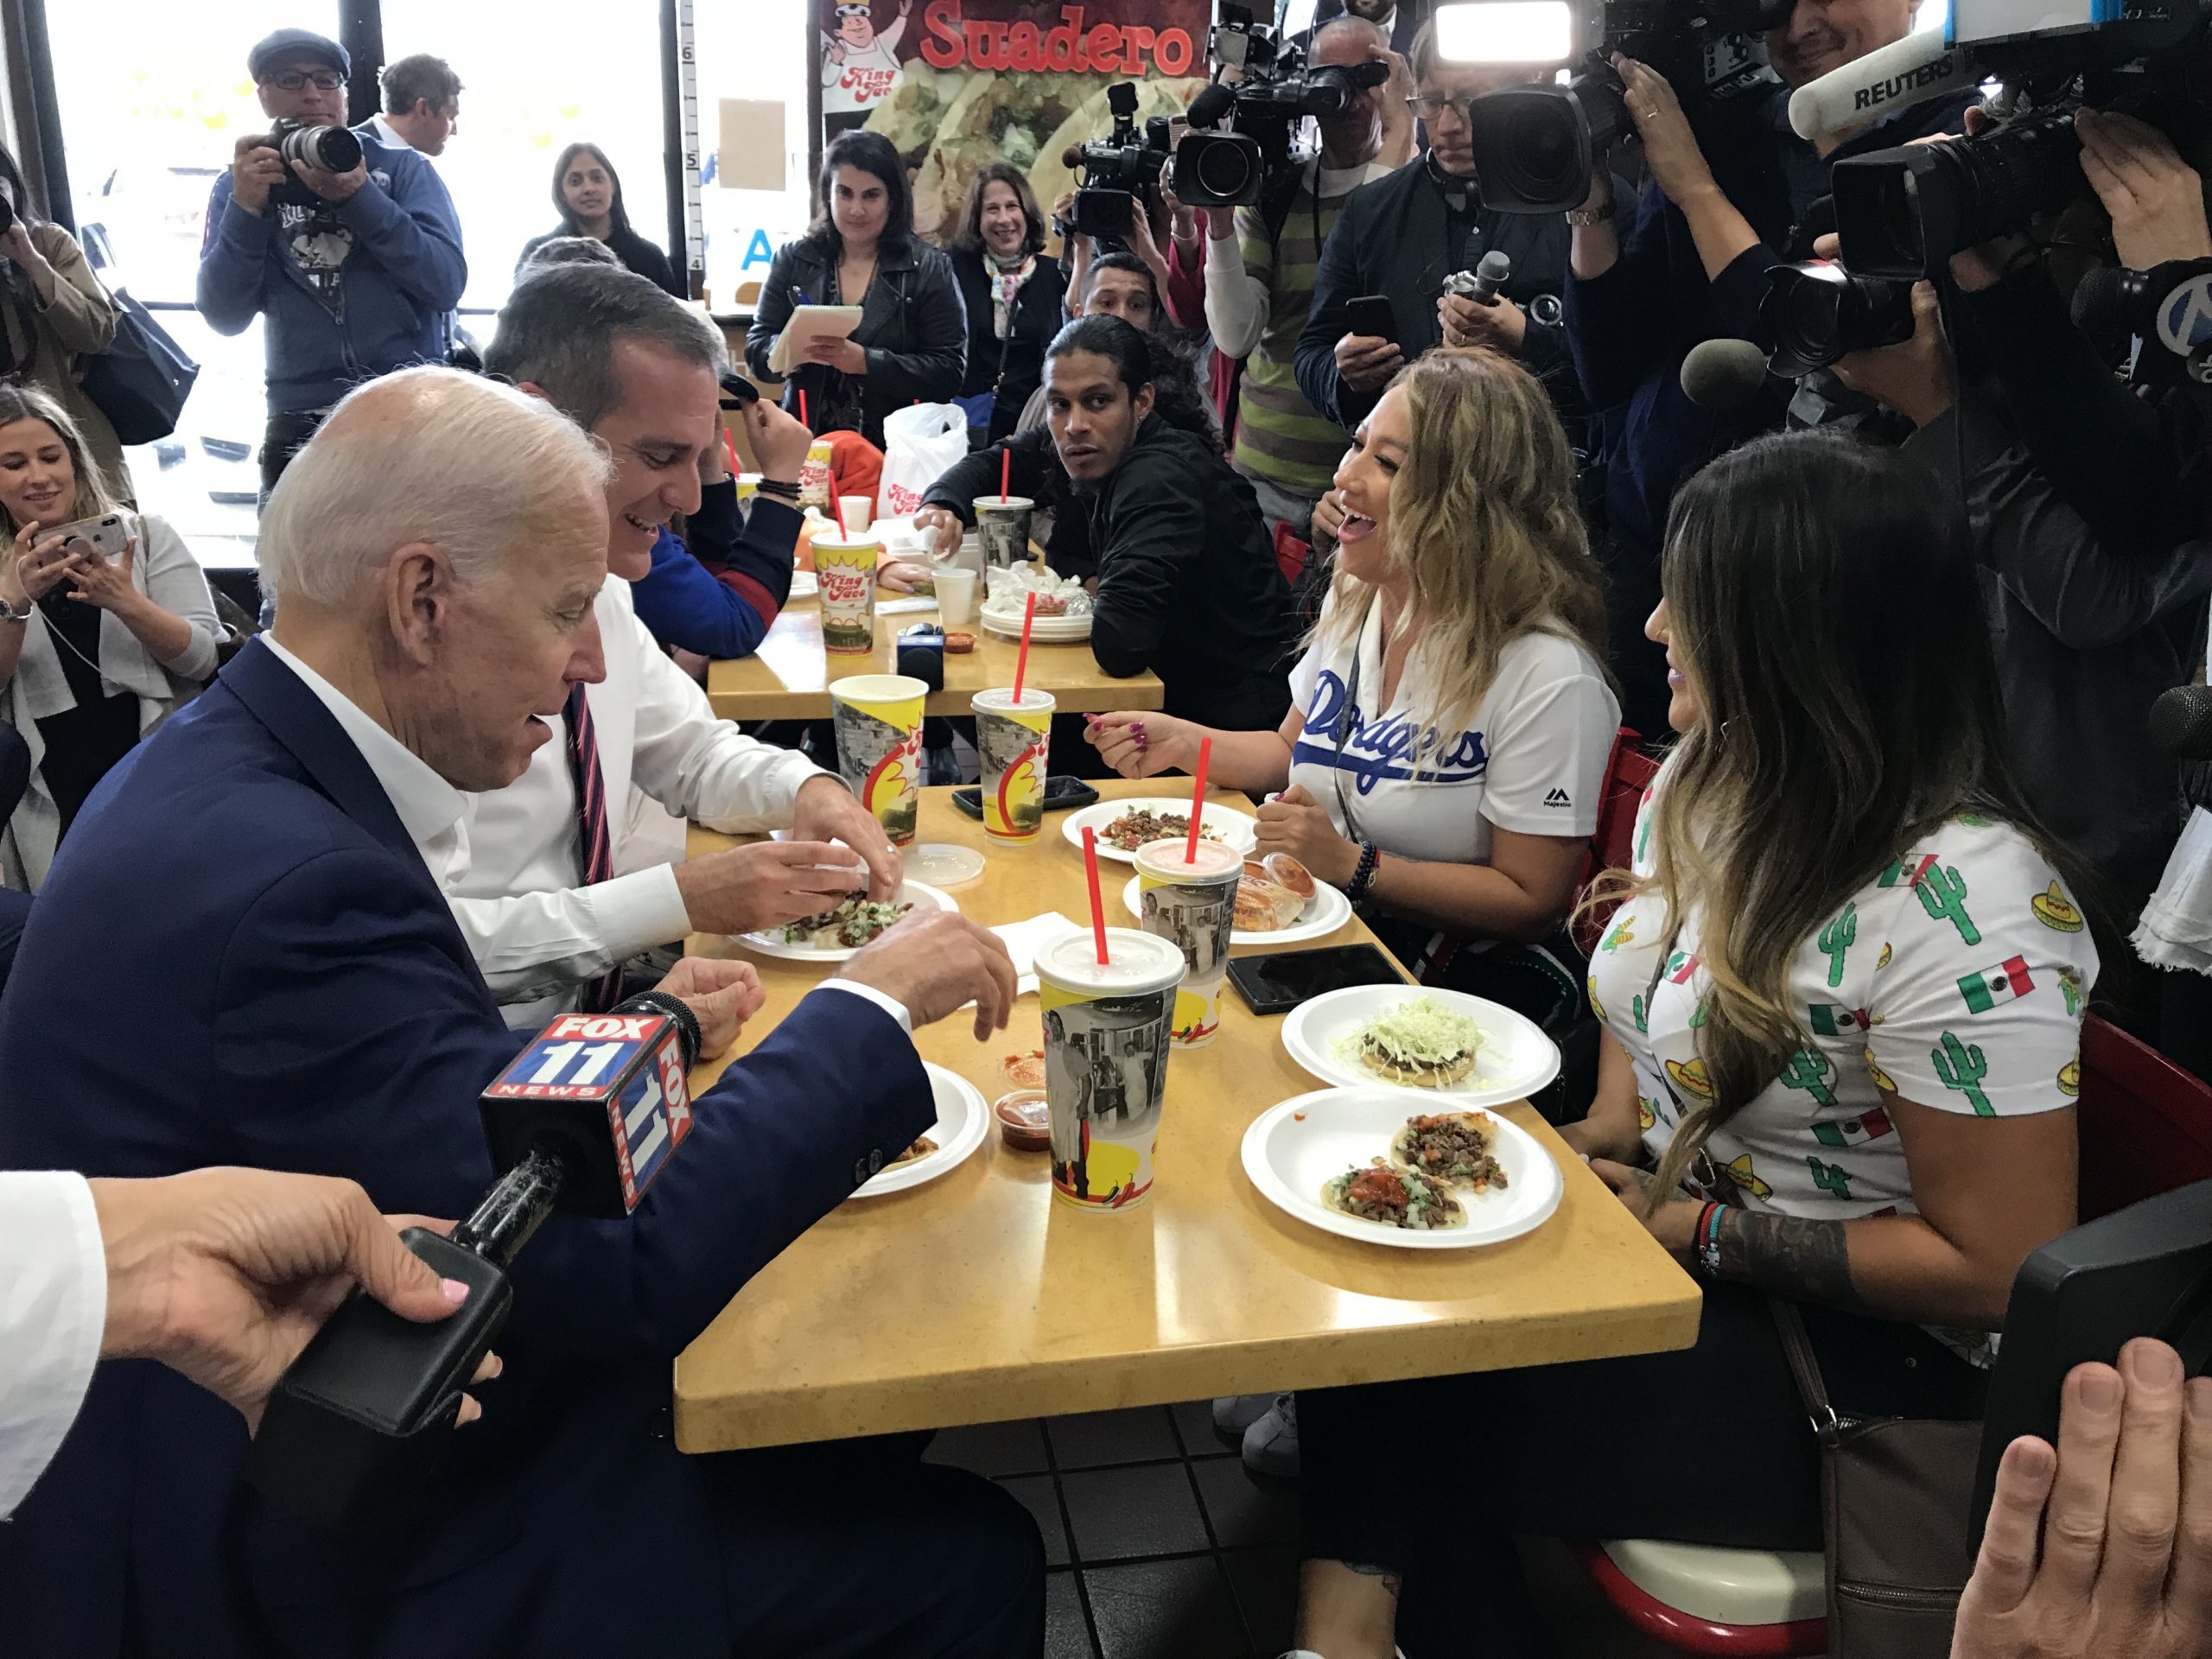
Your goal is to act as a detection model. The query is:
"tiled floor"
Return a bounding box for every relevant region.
[923,1403,1679,1659]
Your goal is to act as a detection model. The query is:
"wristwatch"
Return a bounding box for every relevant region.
[0,592,31,624]
[1566,199,1617,228]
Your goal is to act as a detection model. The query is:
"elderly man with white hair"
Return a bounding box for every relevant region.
[0,366,1042,1657]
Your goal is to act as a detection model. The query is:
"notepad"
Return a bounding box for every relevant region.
[767,305,864,377]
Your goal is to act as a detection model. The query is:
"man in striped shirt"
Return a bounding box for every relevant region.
[1202,16,1405,542]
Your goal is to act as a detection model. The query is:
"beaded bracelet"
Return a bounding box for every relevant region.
[1688,1200,1717,1277]
[1343,839,1381,905]
[1699,1202,1730,1279]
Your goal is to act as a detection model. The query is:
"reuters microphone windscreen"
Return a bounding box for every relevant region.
[1787,31,1966,142]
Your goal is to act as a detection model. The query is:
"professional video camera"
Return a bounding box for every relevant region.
[1819,3,2211,279]
[264,117,364,207]
[1169,3,1391,209]
[1064,82,1173,242]
[1455,0,1793,213]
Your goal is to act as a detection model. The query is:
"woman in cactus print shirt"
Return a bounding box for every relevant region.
[1286,433,2099,1659]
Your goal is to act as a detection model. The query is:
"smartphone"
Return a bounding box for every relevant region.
[950,778,1101,819]
[1227,943,1406,1017]
[46,513,129,560]
[717,369,760,408]
[1345,295,1398,346]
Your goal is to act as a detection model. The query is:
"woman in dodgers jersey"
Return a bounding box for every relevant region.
[1282,432,2097,1659]
[1084,346,1618,1023]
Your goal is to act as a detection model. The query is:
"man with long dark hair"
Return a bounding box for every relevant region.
[197,28,466,505]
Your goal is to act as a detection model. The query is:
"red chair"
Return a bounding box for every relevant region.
[1272,523,1311,591]
[1569,727,1658,957]
[1574,1015,2212,1655]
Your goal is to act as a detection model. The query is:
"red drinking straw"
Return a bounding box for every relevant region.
[1000,447,1011,504]
[1012,590,1038,702]
[798,389,810,429]
[1083,826,1109,965]
[1185,737,1212,863]
[836,497,849,538]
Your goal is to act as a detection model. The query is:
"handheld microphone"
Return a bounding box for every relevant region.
[1467,251,1512,305]
[1680,338,1773,413]
[244,1001,701,1533]
[2152,685,2212,761]
[1787,33,1969,142]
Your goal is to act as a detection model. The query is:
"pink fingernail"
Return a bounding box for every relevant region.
[441,1278,470,1304]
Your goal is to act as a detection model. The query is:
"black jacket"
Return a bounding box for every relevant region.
[516,225,684,298]
[1296,155,1579,432]
[925,416,1298,730]
[744,234,968,449]
[950,247,1068,445]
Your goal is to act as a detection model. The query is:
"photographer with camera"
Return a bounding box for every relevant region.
[196,30,466,506]
[1205,16,1403,542]
[1294,23,1580,438]
[1815,109,2212,1028]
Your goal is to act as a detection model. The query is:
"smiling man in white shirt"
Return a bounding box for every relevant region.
[469,263,899,1025]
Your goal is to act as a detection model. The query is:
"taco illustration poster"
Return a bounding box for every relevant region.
[829,0,1210,242]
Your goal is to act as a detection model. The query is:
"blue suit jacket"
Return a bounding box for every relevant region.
[0,639,933,1656]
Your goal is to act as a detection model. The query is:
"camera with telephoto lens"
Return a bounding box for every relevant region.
[265,117,365,207]
[1170,3,1392,209]
[1464,0,1793,213]
[1831,8,2209,280]
[1065,83,1173,242]
[1758,260,1916,375]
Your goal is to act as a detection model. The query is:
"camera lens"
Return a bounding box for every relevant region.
[277,123,363,175]
[1467,86,1597,215]
[1763,262,1916,376]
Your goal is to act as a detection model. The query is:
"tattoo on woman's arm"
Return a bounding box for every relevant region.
[1714,1207,1863,1311]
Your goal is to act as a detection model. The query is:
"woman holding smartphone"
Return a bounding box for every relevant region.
[0,385,220,888]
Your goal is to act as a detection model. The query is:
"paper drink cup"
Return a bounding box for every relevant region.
[1037,928,1185,1212]
[971,688,1054,843]
[1133,838,1243,1048]
[828,673,925,846]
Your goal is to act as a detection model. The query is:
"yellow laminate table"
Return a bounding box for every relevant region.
[706,593,1166,722]
[673,779,1699,1452]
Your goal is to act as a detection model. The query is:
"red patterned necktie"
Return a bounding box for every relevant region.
[563,683,626,1014]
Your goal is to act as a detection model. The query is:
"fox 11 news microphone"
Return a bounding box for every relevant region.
[244,993,702,1533]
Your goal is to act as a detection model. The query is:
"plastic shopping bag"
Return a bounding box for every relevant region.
[877,402,969,518]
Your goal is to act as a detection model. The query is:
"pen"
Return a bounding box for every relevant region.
[791,285,812,307]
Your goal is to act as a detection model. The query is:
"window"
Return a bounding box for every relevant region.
[52,0,340,556]
[695,0,812,310]
[379,0,670,315]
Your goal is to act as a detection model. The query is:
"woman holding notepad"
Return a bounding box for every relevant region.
[744,130,967,450]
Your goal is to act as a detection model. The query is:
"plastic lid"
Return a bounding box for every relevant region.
[1134,836,1243,879]
[909,843,986,886]
[1035,926,1185,993]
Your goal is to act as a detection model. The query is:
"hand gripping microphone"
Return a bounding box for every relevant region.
[1443,250,1514,307]
[244,998,701,1533]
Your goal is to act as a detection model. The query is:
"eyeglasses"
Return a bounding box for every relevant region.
[1404,93,1464,121]
[268,69,345,92]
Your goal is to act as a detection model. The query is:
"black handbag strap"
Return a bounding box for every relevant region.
[1769,1297,1845,1446]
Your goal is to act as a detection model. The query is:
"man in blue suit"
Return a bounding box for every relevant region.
[0,367,1041,1656]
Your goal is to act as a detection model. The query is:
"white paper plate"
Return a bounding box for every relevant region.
[736,880,957,963]
[852,1064,990,1198]
[1060,798,1259,864]
[1242,1086,1562,1249]
[1281,984,1561,1108]
[1121,874,1351,946]
[981,608,1092,643]
[790,570,817,601]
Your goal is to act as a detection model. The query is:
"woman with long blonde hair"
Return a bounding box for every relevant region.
[0,384,219,887]
[1088,346,1618,982]
[1281,431,2095,1659]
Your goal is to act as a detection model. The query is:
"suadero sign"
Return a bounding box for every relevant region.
[914,0,1204,77]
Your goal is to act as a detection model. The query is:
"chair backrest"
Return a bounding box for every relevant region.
[1569,728,1658,956]
[2077,1013,2212,1221]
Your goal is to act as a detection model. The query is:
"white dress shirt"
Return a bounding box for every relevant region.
[1,1172,105,1519]
[267,628,906,1033]
[363,112,411,151]
[451,579,825,1027]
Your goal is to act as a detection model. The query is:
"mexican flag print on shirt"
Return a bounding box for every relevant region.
[1958,956,2033,1014]
[1808,1004,1868,1037]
